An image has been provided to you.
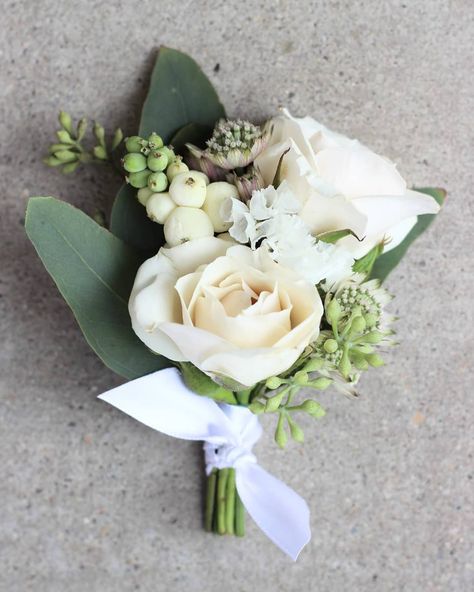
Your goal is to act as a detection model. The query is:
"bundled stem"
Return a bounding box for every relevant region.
[205,467,245,536]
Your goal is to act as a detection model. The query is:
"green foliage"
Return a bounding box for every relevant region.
[45,111,123,174]
[353,242,384,275]
[25,197,170,379]
[370,187,446,282]
[110,47,225,252]
[179,363,237,405]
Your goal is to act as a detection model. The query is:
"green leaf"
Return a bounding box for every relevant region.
[25,197,171,379]
[139,47,225,142]
[272,148,290,188]
[318,228,360,244]
[370,187,446,282]
[179,363,237,405]
[110,47,225,250]
[110,184,165,253]
[353,241,385,275]
[170,122,212,155]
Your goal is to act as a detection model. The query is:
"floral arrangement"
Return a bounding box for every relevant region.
[26,48,444,560]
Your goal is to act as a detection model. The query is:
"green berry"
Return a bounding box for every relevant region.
[123,153,147,173]
[301,400,326,418]
[160,145,175,163]
[148,171,168,193]
[147,132,164,149]
[140,146,151,156]
[147,151,168,172]
[323,338,338,354]
[125,136,145,152]
[127,169,150,188]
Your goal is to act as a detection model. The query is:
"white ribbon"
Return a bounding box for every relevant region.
[98,367,311,560]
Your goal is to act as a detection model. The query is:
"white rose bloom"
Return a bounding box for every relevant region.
[223,182,355,286]
[255,109,441,258]
[129,237,323,387]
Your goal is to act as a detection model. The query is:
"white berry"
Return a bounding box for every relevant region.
[164,207,214,246]
[169,171,207,207]
[203,182,239,232]
[146,192,176,224]
[166,159,189,183]
[137,187,153,206]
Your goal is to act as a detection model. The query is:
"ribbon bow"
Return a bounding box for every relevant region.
[98,367,311,560]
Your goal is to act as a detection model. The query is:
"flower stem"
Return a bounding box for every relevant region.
[217,468,229,535]
[205,469,217,532]
[225,468,236,534]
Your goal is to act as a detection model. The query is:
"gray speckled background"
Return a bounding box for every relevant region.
[1,1,473,590]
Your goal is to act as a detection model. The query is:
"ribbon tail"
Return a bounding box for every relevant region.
[236,462,311,561]
[98,367,229,441]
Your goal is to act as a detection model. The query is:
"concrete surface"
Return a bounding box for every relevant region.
[1,1,473,590]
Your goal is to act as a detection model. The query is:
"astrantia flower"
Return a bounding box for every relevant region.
[188,119,269,170]
[223,182,354,286]
[309,277,397,383]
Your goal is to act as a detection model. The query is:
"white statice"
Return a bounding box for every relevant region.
[222,182,354,286]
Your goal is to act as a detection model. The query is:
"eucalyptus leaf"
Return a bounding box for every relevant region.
[180,363,237,405]
[170,122,212,155]
[25,197,171,379]
[370,187,446,282]
[110,184,165,253]
[110,47,225,249]
[139,47,225,142]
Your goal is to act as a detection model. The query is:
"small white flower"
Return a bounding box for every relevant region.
[224,182,354,286]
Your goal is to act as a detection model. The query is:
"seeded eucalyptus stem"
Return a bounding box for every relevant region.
[205,467,244,537]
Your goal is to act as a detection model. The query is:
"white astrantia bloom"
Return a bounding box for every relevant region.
[223,182,355,286]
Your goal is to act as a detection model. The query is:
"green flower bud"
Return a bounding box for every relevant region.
[58,111,74,135]
[147,151,168,172]
[266,376,284,390]
[310,376,332,390]
[326,298,342,325]
[265,390,286,412]
[350,315,366,335]
[300,399,326,418]
[353,357,369,371]
[93,145,108,160]
[367,353,384,367]
[123,152,147,173]
[76,118,87,141]
[54,150,77,163]
[125,135,145,152]
[127,169,150,188]
[43,156,62,167]
[248,401,265,415]
[137,187,153,207]
[147,132,164,149]
[303,357,325,372]
[112,128,123,150]
[62,161,79,174]
[287,416,304,443]
[275,414,287,449]
[294,370,308,385]
[363,331,384,344]
[56,129,73,144]
[323,338,338,353]
[354,344,374,354]
[148,171,168,193]
[93,122,106,147]
[49,143,75,153]
[339,351,352,378]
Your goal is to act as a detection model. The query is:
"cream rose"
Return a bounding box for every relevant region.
[129,237,323,387]
[255,109,440,258]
